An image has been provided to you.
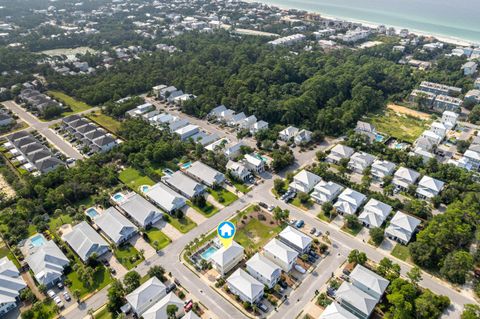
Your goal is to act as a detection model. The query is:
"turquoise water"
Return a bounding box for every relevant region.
[375,134,384,142]
[200,246,219,260]
[31,235,46,247]
[112,193,124,202]
[181,162,192,169]
[86,207,99,219]
[141,185,150,193]
[260,0,480,43]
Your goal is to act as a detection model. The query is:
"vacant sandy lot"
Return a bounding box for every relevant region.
[0,173,15,199]
[387,103,432,120]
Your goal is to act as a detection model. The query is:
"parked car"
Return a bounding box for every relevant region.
[309,227,316,234]
[267,205,275,212]
[258,202,268,209]
[102,259,110,267]
[256,302,268,313]
[166,283,176,293]
[63,292,71,302]
[309,251,319,259]
[289,219,297,226]
[314,229,322,237]
[57,282,64,289]
[54,296,64,308]
[109,268,116,275]
[295,264,306,274]
[47,290,56,298]
[295,220,304,228]
[278,280,288,289]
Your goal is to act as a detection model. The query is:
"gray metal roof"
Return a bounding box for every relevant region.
[62,221,109,262]
[119,193,163,227]
[95,207,138,244]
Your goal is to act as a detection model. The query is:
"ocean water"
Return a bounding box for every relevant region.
[260,0,480,43]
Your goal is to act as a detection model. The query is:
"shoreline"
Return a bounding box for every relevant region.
[247,0,477,46]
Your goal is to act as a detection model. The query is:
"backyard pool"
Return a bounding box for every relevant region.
[112,192,125,202]
[375,134,384,142]
[140,185,150,193]
[254,154,268,162]
[181,162,192,169]
[200,246,219,261]
[31,234,46,247]
[86,207,99,219]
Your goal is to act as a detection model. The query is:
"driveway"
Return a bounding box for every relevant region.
[101,252,127,279]
[183,206,207,224]
[129,235,156,259]
[152,220,183,241]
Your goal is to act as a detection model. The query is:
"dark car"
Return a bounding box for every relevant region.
[166,283,177,293]
[256,302,268,313]
[258,202,268,209]
[278,280,288,289]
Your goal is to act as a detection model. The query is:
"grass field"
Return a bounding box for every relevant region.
[391,243,411,262]
[47,90,92,115]
[94,306,112,319]
[48,214,72,231]
[114,243,144,270]
[119,167,155,191]
[291,196,314,210]
[67,265,112,297]
[86,110,122,133]
[188,200,219,217]
[167,215,197,234]
[208,188,238,206]
[229,179,251,194]
[145,228,171,250]
[364,109,431,143]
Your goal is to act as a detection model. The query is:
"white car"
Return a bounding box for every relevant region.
[47,290,56,298]
[294,264,306,274]
[54,296,64,308]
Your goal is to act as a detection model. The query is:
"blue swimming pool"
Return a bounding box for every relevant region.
[375,134,384,142]
[200,246,219,261]
[31,235,46,247]
[86,207,99,219]
[112,193,125,202]
[140,185,150,193]
[255,154,267,162]
[181,162,192,169]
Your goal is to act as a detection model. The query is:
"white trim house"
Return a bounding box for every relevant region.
[358,199,392,229]
[95,207,138,245]
[246,253,282,289]
[385,211,421,245]
[333,188,367,215]
[278,226,312,254]
[311,180,344,204]
[263,239,298,272]
[416,176,444,199]
[62,221,109,262]
[210,241,244,276]
[289,170,321,194]
[118,194,163,228]
[227,269,264,304]
[125,277,167,316]
[185,161,225,187]
[145,182,186,214]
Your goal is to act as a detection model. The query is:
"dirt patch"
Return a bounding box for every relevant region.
[0,173,15,199]
[387,103,431,120]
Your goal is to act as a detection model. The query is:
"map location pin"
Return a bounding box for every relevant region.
[217,221,236,248]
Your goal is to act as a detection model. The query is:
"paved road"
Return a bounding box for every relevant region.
[2,100,87,160]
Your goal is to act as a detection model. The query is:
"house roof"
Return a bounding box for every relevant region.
[279,226,312,251]
[126,277,166,315]
[334,188,367,215]
[371,159,396,175]
[350,264,389,297]
[319,302,358,319]
[226,160,250,177]
[209,105,227,116]
[0,257,26,305]
[183,312,201,319]
[263,239,298,264]
[330,144,354,158]
[119,193,163,227]
[95,207,138,244]
[210,241,244,267]
[35,157,64,173]
[93,135,116,147]
[145,182,186,212]
[335,282,377,317]
[280,126,299,138]
[385,211,421,243]
[142,292,184,319]
[227,269,264,300]
[358,199,392,228]
[394,167,420,184]
[62,221,109,262]
[165,171,206,198]
[25,238,69,286]
[244,154,263,167]
[246,253,281,281]
[417,176,444,193]
[355,121,375,133]
[293,170,321,189]
[185,161,225,186]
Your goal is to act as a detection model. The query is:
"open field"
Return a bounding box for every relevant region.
[47,90,92,115]
[387,103,432,120]
[86,110,122,133]
[391,243,411,262]
[119,168,155,191]
[364,109,432,143]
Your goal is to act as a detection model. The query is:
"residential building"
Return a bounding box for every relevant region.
[224,141,244,159]
[243,154,265,174]
[348,152,376,174]
[349,264,389,300]
[174,124,199,140]
[319,302,357,319]
[326,145,354,164]
[95,207,138,245]
[409,89,436,107]
[0,257,26,316]
[24,235,69,287]
[420,129,443,145]
[163,171,206,199]
[392,167,420,191]
[433,95,463,112]
[118,193,163,228]
[279,126,299,141]
[333,188,367,215]
[226,160,251,182]
[465,89,480,105]
[208,105,227,118]
[358,199,392,228]
[226,269,264,304]
[385,211,421,244]
[0,112,13,127]
[250,120,269,135]
[238,115,257,130]
[210,241,244,275]
[289,170,321,193]
[168,118,189,132]
[371,159,396,181]
[125,277,167,316]
[441,111,458,130]
[311,180,344,204]
[278,226,312,253]
[218,109,236,123]
[418,81,462,96]
[416,176,445,199]
[144,182,186,214]
[335,282,377,319]
[268,34,306,46]
[62,221,109,262]
[294,129,312,145]
[463,147,480,171]
[246,253,281,289]
[185,161,225,187]
[263,239,298,272]
[462,61,477,76]
[142,292,184,319]
[431,122,447,140]
[125,103,154,118]
[228,112,246,127]
[354,121,376,142]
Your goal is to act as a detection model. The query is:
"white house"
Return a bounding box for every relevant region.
[278,226,312,254]
[243,154,265,174]
[354,121,376,142]
[250,120,269,135]
[164,171,206,199]
[441,111,458,130]
[145,182,186,213]
[358,199,392,229]
[385,211,421,244]
[263,239,298,272]
[226,269,264,304]
[416,176,445,199]
[174,124,199,141]
[118,193,163,228]
[246,253,282,289]
[289,170,321,194]
[333,188,367,215]
[311,180,344,204]
[348,152,376,173]
[0,257,26,316]
[335,282,377,319]
[279,126,299,141]
[125,277,167,316]
[326,145,354,164]
[185,161,225,187]
[210,241,244,275]
[371,160,396,181]
[462,61,477,76]
[228,112,246,127]
[142,292,184,319]
[209,105,227,118]
[392,167,420,191]
[226,160,251,182]
[294,129,312,145]
[224,141,244,159]
[349,264,389,300]
[95,207,138,245]
[320,302,358,319]
[430,122,447,139]
[62,221,110,262]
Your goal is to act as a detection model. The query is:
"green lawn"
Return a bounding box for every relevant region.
[234,217,282,251]
[207,188,238,206]
[231,180,251,194]
[317,212,332,222]
[86,111,122,133]
[30,299,58,319]
[94,306,112,319]
[364,109,431,143]
[187,200,219,217]
[47,90,92,115]
[48,214,72,230]
[391,243,411,261]
[342,223,363,236]
[291,196,314,210]
[145,228,171,250]
[114,243,144,270]
[119,167,155,191]
[167,215,197,234]
[67,265,112,297]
